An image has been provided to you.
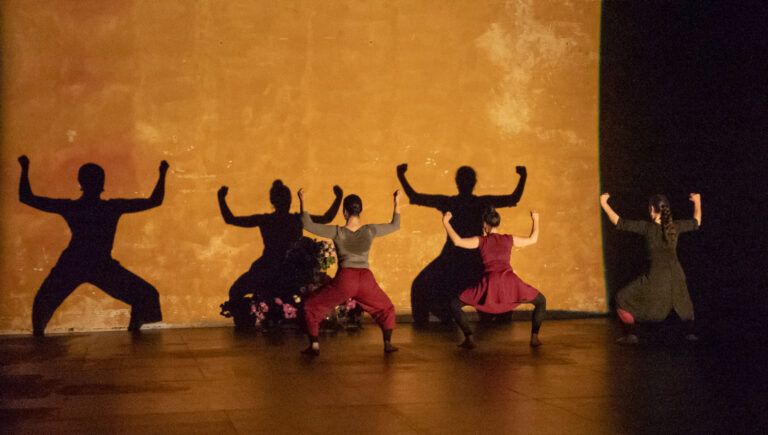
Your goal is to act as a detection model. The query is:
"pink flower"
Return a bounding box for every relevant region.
[283,303,297,319]
[346,299,357,311]
[274,298,283,305]
[259,302,269,312]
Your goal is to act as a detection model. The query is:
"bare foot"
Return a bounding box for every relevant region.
[616,334,639,345]
[529,334,542,347]
[458,336,476,350]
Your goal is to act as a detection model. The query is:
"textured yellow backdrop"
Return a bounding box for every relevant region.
[0,0,603,333]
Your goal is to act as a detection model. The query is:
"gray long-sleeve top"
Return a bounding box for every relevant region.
[301,211,400,269]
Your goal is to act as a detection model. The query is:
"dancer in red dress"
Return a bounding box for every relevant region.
[442,207,545,348]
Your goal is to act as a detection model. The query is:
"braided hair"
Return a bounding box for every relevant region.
[649,194,677,244]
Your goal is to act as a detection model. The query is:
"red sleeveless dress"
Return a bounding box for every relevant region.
[458,234,540,313]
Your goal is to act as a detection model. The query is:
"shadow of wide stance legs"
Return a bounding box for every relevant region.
[32,257,162,336]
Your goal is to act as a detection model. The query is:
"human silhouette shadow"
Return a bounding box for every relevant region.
[217,180,342,330]
[397,163,527,326]
[17,155,168,336]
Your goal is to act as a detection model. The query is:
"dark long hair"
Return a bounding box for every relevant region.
[649,194,677,244]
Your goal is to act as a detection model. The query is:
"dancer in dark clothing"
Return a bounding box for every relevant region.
[396,163,527,325]
[18,155,168,336]
[443,207,545,349]
[299,188,401,356]
[600,192,702,344]
[217,181,342,329]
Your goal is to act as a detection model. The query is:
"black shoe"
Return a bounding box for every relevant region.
[301,346,320,356]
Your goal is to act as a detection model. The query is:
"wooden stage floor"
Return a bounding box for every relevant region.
[1,318,766,434]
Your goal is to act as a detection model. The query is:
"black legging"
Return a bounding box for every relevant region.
[449,293,547,337]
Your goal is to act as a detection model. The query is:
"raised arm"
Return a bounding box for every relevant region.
[118,161,169,213]
[442,212,479,249]
[17,155,67,214]
[512,211,540,248]
[600,193,620,226]
[370,189,402,237]
[396,163,449,210]
[298,188,337,238]
[308,185,343,224]
[217,186,269,227]
[480,166,528,208]
[689,193,701,227]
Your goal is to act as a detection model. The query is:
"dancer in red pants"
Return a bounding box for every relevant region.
[299,188,401,356]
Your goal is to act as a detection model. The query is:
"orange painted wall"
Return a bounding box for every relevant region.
[0,0,603,333]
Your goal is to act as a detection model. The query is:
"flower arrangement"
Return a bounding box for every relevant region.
[219,237,360,331]
[318,240,336,271]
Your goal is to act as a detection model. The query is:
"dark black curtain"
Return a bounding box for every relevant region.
[599,0,768,342]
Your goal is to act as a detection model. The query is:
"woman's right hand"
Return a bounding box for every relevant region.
[531,210,539,221]
[689,193,701,203]
[600,193,610,203]
[298,188,305,201]
[393,189,402,204]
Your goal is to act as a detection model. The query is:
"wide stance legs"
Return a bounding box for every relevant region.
[449,293,546,349]
[616,306,697,345]
[303,268,397,355]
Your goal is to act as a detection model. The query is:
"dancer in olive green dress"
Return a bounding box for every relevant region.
[600,193,702,344]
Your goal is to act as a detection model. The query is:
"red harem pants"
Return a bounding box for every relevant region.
[304,268,396,337]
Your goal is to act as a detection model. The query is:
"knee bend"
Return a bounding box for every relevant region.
[134,285,160,306]
[370,302,395,319]
[143,285,160,300]
[616,307,635,324]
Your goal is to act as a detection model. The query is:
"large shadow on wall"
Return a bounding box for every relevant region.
[397,164,526,326]
[217,180,342,330]
[599,0,768,341]
[17,156,168,336]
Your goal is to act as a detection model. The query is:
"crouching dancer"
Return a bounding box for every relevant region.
[299,188,402,356]
[443,207,545,349]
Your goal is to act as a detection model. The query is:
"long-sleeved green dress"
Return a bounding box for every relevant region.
[615,218,699,322]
